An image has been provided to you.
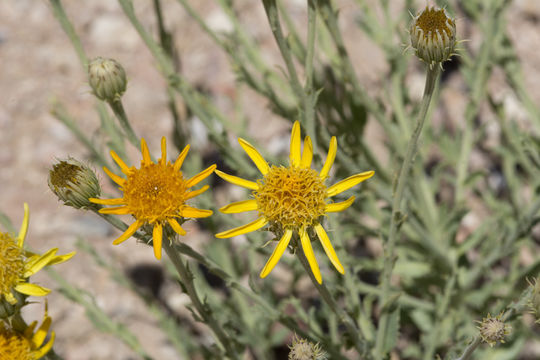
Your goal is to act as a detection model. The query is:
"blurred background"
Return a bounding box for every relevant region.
[1,0,540,359]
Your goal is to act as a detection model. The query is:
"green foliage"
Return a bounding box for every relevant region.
[41,0,540,359]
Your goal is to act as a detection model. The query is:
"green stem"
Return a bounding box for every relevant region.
[296,250,369,357]
[49,0,88,68]
[262,0,305,102]
[162,240,239,359]
[108,100,140,149]
[456,337,482,360]
[374,66,440,359]
[304,0,318,150]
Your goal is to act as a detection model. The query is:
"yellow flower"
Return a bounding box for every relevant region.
[90,137,216,260]
[0,304,55,360]
[216,121,374,283]
[0,204,75,306]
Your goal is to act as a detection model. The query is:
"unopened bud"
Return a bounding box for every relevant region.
[288,334,327,360]
[476,312,511,347]
[88,57,127,102]
[410,6,456,67]
[527,276,540,324]
[48,158,101,209]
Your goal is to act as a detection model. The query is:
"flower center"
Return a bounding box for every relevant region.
[123,163,187,223]
[0,327,33,360]
[254,166,326,229]
[0,233,24,297]
[416,7,454,39]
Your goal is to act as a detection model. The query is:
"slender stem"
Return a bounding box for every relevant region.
[304,0,318,150]
[262,0,305,102]
[162,240,239,359]
[456,337,482,360]
[108,100,140,149]
[296,250,369,357]
[374,66,440,359]
[49,0,88,68]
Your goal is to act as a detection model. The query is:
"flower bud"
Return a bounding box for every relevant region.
[410,6,456,67]
[288,334,327,360]
[476,312,511,347]
[48,158,101,209]
[527,276,540,324]
[88,57,127,102]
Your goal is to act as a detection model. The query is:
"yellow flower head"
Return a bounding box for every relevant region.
[0,204,75,307]
[216,121,374,283]
[90,137,216,260]
[0,303,55,360]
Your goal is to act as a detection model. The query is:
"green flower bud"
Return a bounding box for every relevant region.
[288,334,327,360]
[48,158,101,209]
[88,57,127,102]
[410,6,456,68]
[476,312,511,347]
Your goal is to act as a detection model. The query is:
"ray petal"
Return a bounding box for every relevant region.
[89,198,125,205]
[159,136,167,165]
[24,321,37,339]
[185,185,209,200]
[325,196,356,213]
[112,220,142,245]
[46,251,76,266]
[326,171,375,197]
[299,227,322,284]
[140,138,152,165]
[173,144,190,172]
[314,224,345,274]
[168,218,187,236]
[219,199,258,214]
[215,217,268,238]
[24,248,58,277]
[14,283,51,297]
[260,229,293,278]
[289,121,301,167]
[320,136,337,179]
[186,164,217,188]
[103,167,126,186]
[238,138,269,175]
[300,135,313,169]
[153,224,163,260]
[111,151,131,175]
[182,206,213,218]
[215,170,259,190]
[32,314,52,348]
[17,203,30,247]
[98,206,131,215]
[35,332,55,359]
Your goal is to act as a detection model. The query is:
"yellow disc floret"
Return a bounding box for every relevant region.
[0,329,34,360]
[0,233,25,298]
[123,162,188,224]
[255,166,326,230]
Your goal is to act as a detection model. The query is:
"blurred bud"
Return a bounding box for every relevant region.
[88,57,127,102]
[476,312,511,347]
[410,6,456,67]
[48,158,101,209]
[527,276,540,323]
[288,334,327,360]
